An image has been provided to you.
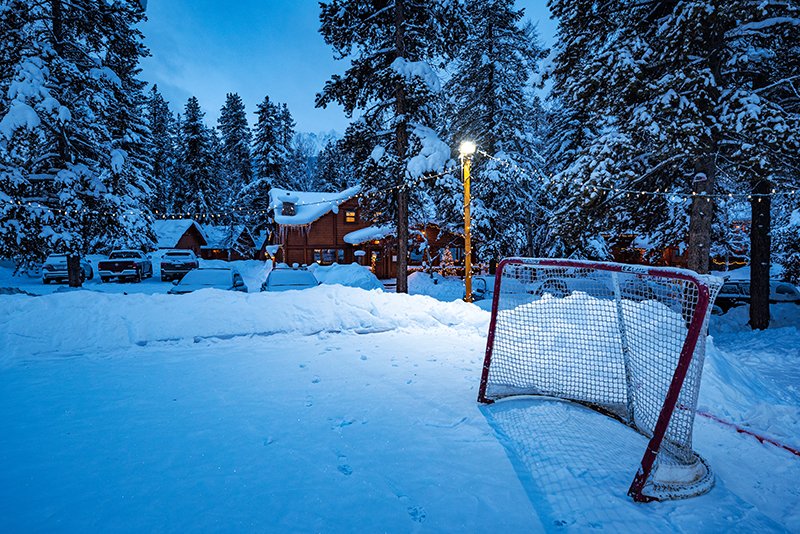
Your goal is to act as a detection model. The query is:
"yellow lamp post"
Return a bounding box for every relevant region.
[459,141,476,303]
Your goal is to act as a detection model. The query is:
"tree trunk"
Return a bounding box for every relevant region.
[393,0,409,294]
[67,254,82,288]
[686,157,715,274]
[749,180,771,329]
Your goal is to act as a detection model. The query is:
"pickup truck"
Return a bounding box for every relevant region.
[98,250,153,282]
[160,249,199,281]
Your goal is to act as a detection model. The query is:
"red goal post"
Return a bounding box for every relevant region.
[477,258,722,502]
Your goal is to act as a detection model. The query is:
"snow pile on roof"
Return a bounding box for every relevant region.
[308,263,383,291]
[0,285,487,363]
[203,225,249,248]
[270,186,360,226]
[343,225,394,245]
[153,219,206,249]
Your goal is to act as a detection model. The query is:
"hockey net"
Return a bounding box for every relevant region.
[477,258,722,502]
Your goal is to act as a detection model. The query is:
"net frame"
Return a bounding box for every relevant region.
[477,258,720,503]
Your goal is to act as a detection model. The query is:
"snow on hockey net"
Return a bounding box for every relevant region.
[477,258,722,502]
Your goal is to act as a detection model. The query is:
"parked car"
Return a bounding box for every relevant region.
[261,267,319,292]
[168,267,248,294]
[714,279,800,313]
[160,249,199,281]
[98,250,153,282]
[41,254,94,284]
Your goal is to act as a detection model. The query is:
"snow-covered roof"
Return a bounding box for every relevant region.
[343,225,395,245]
[153,219,207,249]
[255,231,269,249]
[203,225,250,249]
[270,186,360,226]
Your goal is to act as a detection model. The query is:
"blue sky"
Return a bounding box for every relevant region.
[139,1,556,134]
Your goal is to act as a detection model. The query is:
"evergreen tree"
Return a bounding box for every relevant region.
[546,0,800,328]
[0,0,154,285]
[145,85,178,214]
[174,96,217,216]
[312,139,356,192]
[251,95,291,187]
[316,0,464,293]
[442,0,547,261]
[286,133,318,191]
[217,92,252,197]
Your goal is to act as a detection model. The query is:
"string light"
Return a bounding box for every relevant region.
[477,148,800,201]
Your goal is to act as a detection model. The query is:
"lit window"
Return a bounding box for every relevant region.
[314,249,345,265]
[345,210,357,223]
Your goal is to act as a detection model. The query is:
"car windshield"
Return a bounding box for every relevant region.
[46,254,67,261]
[267,270,317,287]
[178,269,231,287]
[109,251,140,259]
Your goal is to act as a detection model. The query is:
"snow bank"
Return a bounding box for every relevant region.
[702,303,800,445]
[0,285,488,364]
[408,271,465,302]
[308,262,383,291]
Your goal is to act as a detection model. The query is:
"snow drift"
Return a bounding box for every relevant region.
[0,286,488,365]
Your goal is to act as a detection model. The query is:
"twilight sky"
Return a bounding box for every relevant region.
[139,1,556,134]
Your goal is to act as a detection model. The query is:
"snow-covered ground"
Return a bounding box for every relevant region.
[0,264,798,531]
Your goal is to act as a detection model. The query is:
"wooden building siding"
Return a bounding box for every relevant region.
[167,225,206,255]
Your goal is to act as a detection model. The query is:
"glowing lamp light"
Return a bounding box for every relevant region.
[459,141,476,158]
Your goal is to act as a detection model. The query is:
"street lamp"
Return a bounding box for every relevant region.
[459,141,476,303]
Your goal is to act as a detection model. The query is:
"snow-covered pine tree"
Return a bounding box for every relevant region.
[217,93,252,245]
[0,0,154,285]
[316,0,463,293]
[217,93,252,199]
[174,96,217,217]
[145,85,178,214]
[96,0,156,253]
[312,139,356,192]
[546,1,800,329]
[285,133,318,191]
[251,95,291,187]
[442,0,547,263]
[243,95,291,233]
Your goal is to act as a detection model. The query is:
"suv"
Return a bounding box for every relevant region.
[714,280,800,313]
[160,249,199,281]
[42,254,94,284]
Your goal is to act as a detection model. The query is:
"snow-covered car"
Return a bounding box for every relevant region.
[98,250,153,282]
[41,254,94,284]
[159,249,199,281]
[261,267,319,292]
[714,280,800,313]
[168,267,248,295]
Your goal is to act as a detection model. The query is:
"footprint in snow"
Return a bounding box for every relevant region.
[312,376,321,384]
[407,506,426,523]
[360,355,368,361]
[337,454,353,476]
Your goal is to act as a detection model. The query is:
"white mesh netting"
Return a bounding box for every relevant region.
[479,259,722,501]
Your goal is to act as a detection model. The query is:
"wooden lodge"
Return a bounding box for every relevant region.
[153,219,207,255]
[269,187,467,279]
[201,225,257,261]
